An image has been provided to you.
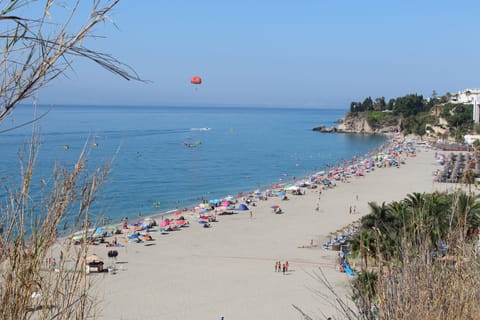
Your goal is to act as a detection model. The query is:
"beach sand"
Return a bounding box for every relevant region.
[90,145,442,320]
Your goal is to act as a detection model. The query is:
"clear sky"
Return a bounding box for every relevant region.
[37,1,480,108]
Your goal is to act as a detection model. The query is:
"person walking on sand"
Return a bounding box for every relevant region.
[285,261,289,272]
[282,263,286,274]
[250,210,253,219]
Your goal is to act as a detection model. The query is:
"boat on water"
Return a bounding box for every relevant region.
[190,127,211,131]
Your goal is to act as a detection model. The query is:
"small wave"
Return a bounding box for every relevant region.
[190,127,211,131]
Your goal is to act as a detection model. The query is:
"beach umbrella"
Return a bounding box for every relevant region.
[93,227,105,237]
[236,203,249,211]
[198,219,209,224]
[128,233,139,240]
[174,210,181,216]
[144,217,157,227]
[72,232,85,242]
[106,225,117,231]
[270,205,280,209]
[159,220,170,228]
[224,195,234,201]
[221,201,230,207]
[176,220,187,226]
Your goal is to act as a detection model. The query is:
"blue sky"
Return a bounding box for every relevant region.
[36,1,480,108]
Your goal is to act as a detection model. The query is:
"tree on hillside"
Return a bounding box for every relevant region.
[0,1,141,319]
[373,97,386,111]
[393,94,426,117]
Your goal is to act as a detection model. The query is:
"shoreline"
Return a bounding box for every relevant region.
[77,136,446,320]
[94,133,396,234]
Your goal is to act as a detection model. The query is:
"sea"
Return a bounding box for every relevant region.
[0,105,388,225]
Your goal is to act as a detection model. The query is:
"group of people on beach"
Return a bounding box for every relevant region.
[275,260,289,274]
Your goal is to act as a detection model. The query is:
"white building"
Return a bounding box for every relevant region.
[450,89,480,123]
[465,134,480,145]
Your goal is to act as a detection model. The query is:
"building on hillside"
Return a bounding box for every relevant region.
[450,89,480,123]
[464,134,480,145]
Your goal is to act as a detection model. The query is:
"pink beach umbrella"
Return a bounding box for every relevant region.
[160,220,170,228]
[176,220,186,226]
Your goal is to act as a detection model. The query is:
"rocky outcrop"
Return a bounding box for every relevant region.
[312,125,337,133]
[337,115,374,133]
[313,112,401,134]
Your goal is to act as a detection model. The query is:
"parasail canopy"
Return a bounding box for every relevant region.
[190,76,202,85]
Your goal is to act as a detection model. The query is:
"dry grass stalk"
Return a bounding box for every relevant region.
[0,0,142,123]
[0,133,110,320]
[375,232,480,320]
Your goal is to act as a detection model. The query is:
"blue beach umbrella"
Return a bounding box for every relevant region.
[236,203,249,211]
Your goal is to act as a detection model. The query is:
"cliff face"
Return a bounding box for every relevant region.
[336,113,401,134]
[313,112,402,134]
[337,115,373,133]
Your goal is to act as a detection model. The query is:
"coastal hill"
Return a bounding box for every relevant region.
[313,92,477,142]
[313,112,401,134]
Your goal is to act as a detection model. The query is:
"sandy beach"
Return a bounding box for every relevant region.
[85,143,442,320]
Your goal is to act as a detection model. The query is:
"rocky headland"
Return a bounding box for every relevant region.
[313,112,401,134]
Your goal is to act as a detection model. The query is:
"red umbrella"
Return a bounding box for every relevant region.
[270,205,280,209]
[174,210,181,215]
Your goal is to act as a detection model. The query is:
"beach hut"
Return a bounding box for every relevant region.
[86,254,104,273]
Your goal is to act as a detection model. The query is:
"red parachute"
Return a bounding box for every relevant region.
[190,76,202,85]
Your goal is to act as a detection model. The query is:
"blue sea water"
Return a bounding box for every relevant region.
[0,105,387,224]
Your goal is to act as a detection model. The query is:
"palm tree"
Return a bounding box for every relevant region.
[462,169,477,195]
[451,191,480,240]
[362,202,390,231]
[350,229,377,269]
[403,192,425,209]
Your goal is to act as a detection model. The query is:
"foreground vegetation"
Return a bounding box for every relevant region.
[345,190,480,319]
[0,1,140,319]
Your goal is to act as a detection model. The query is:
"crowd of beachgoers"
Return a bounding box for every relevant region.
[75,135,448,319]
[72,136,419,272]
